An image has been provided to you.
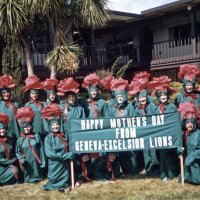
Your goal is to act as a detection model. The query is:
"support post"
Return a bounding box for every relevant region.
[70,160,75,190]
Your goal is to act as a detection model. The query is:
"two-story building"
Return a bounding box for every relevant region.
[32,0,200,81]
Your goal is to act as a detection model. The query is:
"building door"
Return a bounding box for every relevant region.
[139,26,153,62]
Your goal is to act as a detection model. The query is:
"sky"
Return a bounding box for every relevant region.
[107,0,179,14]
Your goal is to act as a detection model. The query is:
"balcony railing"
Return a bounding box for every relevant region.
[32,35,200,68]
[151,35,200,65]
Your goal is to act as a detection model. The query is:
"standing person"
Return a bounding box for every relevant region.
[42,103,73,192]
[82,73,108,180]
[0,112,20,186]
[57,77,85,137]
[130,72,155,107]
[107,77,138,178]
[174,64,200,108]
[43,78,59,107]
[178,102,200,184]
[129,71,159,177]
[23,75,44,138]
[15,107,46,183]
[101,74,115,117]
[57,77,86,186]
[42,78,60,135]
[0,75,20,145]
[148,76,179,181]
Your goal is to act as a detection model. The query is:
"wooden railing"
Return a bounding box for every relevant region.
[151,35,200,65]
[32,35,200,68]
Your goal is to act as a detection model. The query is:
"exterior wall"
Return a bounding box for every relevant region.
[95,27,140,45]
[150,14,191,43]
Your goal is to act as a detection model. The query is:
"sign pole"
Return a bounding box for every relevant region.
[70,160,75,189]
[179,154,184,186]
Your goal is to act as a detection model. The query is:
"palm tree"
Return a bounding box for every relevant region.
[0,0,34,76]
[24,0,110,78]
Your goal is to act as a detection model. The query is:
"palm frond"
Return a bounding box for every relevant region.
[0,0,30,35]
[73,0,110,29]
[116,59,132,78]
[44,44,80,74]
[110,56,122,74]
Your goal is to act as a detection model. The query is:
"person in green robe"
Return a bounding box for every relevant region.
[0,75,20,146]
[148,76,179,181]
[174,64,200,109]
[129,72,159,177]
[82,73,108,180]
[106,77,138,178]
[57,77,86,186]
[178,102,200,184]
[23,75,44,138]
[0,112,20,186]
[42,103,73,192]
[42,78,61,135]
[15,107,46,183]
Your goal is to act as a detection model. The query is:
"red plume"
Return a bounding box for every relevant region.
[82,73,101,88]
[178,64,199,81]
[133,71,151,82]
[0,75,16,89]
[42,103,62,120]
[16,107,35,124]
[57,77,79,96]
[128,81,141,96]
[101,75,115,91]
[147,76,176,95]
[0,112,9,126]
[110,77,129,91]
[43,78,58,90]
[178,102,199,120]
[23,75,43,92]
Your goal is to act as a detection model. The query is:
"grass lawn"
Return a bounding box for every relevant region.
[1,174,200,200]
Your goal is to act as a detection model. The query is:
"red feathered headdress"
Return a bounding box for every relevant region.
[128,81,142,96]
[0,112,9,126]
[147,76,176,95]
[43,78,58,90]
[133,71,151,82]
[82,73,101,89]
[0,75,16,89]
[41,103,62,120]
[57,77,79,96]
[101,75,115,91]
[16,107,35,124]
[178,102,199,120]
[178,64,199,82]
[23,75,43,92]
[128,72,151,96]
[110,77,129,91]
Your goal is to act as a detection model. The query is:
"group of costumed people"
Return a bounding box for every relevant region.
[1,63,200,192]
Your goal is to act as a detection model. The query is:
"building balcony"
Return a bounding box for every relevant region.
[32,35,200,71]
[151,35,200,69]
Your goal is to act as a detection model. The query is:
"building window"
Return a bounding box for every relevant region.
[169,24,191,47]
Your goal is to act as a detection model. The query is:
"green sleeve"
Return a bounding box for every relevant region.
[15,138,25,163]
[36,134,46,168]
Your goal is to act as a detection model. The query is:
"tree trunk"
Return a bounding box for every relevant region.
[49,18,72,78]
[50,65,56,78]
[21,35,34,76]
[25,45,34,76]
